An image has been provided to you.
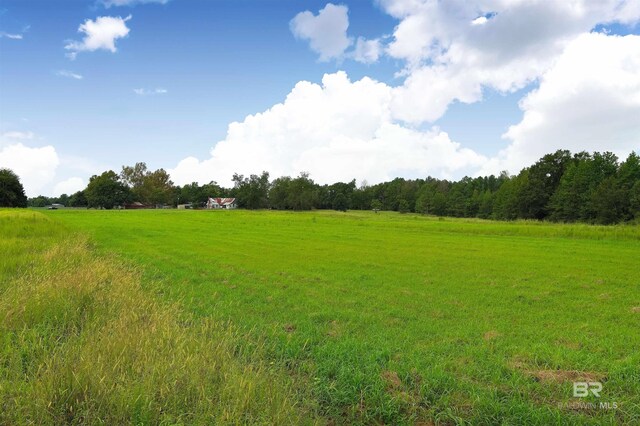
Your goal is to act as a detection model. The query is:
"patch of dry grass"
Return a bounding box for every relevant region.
[0,211,312,424]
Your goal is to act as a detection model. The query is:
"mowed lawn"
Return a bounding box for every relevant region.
[48,209,640,424]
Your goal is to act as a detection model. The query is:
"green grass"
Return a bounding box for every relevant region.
[0,210,313,424]
[6,208,640,424]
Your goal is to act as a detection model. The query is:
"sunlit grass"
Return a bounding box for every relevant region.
[9,208,640,424]
[0,210,313,424]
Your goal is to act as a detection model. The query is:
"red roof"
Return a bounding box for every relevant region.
[212,198,236,205]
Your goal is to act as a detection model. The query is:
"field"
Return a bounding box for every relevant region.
[3,209,640,424]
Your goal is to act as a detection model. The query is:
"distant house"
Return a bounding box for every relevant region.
[124,202,152,209]
[177,203,193,209]
[206,197,237,209]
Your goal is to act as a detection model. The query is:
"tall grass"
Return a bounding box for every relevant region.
[0,210,313,424]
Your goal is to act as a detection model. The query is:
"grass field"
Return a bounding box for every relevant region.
[0,210,311,424]
[3,209,640,424]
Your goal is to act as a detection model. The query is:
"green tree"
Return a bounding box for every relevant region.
[431,191,448,216]
[616,152,640,189]
[351,181,373,210]
[550,152,619,222]
[85,171,131,209]
[492,172,527,220]
[0,168,28,207]
[370,199,382,211]
[630,181,640,220]
[68,190,87,207]
[447,181,468,217]
[179,182,204,206]
[121,163,174,206]
[28,195,51,208]
[269,176,292,209]
[286,172,317,210]
[232,171,270,209]
[333,193,348,212]
[477,190,494,219]
[591,176,625,224]
[398,199,410,213]
[415,183,436,214]
[518,150,572,219]
[144,168,174,206]
[120,162,148,189]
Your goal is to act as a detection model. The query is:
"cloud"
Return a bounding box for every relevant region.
[101,0,169,7]
[290,3,352,61]
[352,37,382,63]
[480,32,640,175]
[378,0,640,124]
[169,72,485,187]
[65,15,131,59]
[53,177,85,196]
[0,32,22,39]
[471,16,488,26]
[1,131,34,141]
[171,1,640,188]
[0,142,59,196]
[56,70,83,80]
[133,87,167,95]
[0,25,29,40]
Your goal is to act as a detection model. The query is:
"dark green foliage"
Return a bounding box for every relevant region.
[591,176,626,224]
[550,152,619,222]
[492,173,523,220]
[477,190,494,219]
[121,162,174,206]
[28,195,50,207]
[232,171,270,209]
[68,190,87,207]
[332,193,348,212]
[269,176,292,210]
[630,181,640,219]
[85,171,131,209]
[318,180,355,210]
[26,150,639,223]
[518,150,572,219]
[286,172,317,210]
[0,168,27,207]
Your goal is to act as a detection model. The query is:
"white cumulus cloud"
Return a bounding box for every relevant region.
[53,177,85,196]
[380,0,640,124]
[65,15,131,59]
[0,142,59,196]
[169,72,486,187]
[290,3,352,61]
[481,32,640,175]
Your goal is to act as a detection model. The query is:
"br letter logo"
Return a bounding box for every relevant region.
[573,382,602,397]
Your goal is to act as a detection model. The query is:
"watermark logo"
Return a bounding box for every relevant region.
[573,381,602,398]
[557,382,619,410]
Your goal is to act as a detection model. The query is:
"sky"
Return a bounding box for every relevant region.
[0,0,639,197]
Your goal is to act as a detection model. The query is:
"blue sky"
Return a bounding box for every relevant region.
[1,0,639,196]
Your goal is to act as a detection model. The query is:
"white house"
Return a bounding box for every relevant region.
[206,197,237,209]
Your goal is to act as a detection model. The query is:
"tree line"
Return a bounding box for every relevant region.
[22,150,640,224]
